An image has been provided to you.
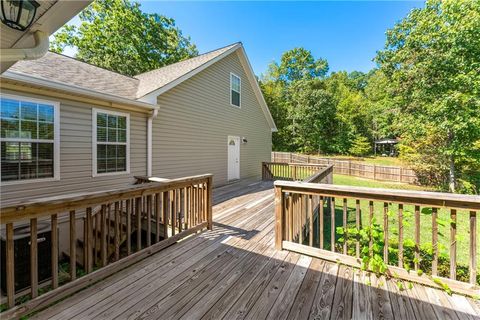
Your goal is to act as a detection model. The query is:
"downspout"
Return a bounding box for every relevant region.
[0,31,49,62]
[147,108,159,176]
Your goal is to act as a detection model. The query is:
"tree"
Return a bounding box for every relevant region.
[261,48,330,151]
[349,134,371,157]
[51,0,198,76]
[268,47,329,83]
[376,0,480,192]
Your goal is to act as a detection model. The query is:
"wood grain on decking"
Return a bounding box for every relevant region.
[32,180,479,320]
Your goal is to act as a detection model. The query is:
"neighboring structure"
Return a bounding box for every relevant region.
[0,43,276,207]
[374,138,398,156]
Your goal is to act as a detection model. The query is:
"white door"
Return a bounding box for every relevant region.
[228,136,240,181]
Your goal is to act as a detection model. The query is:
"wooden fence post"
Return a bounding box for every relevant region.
[274,185,284,250]
[399,167,403,182]
[348,161,352,176]
[373,165,377,180]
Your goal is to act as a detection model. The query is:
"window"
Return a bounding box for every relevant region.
[0,95,59,183]
[93,109,129,176]
[230,73,241,107]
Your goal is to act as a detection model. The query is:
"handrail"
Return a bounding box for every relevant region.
[0,174,212,224]
[303,165,334,183]
[0,174,213,318]
[261,162,333,182]
[275,180,480,211]
[274,180,480,296]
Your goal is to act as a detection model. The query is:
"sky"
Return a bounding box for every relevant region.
[62,1,425,76]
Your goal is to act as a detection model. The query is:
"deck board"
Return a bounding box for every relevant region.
[32,179,480,320]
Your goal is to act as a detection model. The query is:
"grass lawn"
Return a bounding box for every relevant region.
[333,174,433,191]
[330,174,478,280]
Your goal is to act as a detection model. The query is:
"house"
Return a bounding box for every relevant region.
[0,42,276,207]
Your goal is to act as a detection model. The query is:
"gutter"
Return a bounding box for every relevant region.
[1,70,159,112]
[0,31,49,62]
[147,108,159,176]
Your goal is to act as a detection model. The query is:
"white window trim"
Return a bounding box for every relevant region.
[230,72,241,108]
[92,108,130,177]
[0,93,60,185]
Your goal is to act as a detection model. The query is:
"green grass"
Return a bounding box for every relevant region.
[333,174,433,191]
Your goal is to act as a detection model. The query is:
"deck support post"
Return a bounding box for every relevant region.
[274,184,284,250]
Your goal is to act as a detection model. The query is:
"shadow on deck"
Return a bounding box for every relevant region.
[31,179,480,320]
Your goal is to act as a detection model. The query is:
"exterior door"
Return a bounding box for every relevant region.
[228,136,240,181]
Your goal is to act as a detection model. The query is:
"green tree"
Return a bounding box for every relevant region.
[261,48,330,151]
[51,0,198,76]
[376,0,480,192]
[349,134,371,157]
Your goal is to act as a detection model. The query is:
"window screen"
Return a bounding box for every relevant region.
[1,97,56,182]
[95,111,128,174]
[231,74,241,107]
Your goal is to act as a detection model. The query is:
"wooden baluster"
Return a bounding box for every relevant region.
[6,223,15,308]
[101,204,107,267]
[450,209,457,280]
[308,194,313,247]
[288,194,293,241]
[319,196,324,249]
[470,211,477,284]
[119,201,123,245]
[86,207,93,273]
[299,194,303,244]
[414,205,420,271]
[136,197,142,251]
[83,217,88,272]
[70,210,76,281]
[183,187,188,230]
[146,195,152,247]
[107,204,111,250]
[51,214,58,289]
[162,192,169,239]
[93,213,98,267]
[343,198,347,255]
[126,199,132,255]
[368,201,374,257]
[398,204,403,268]
[331,197,335,252]
[114,201,120,260]
[172,190,177,236]
[383,202,389,264]
[432,207,438,276]
[156,193,161,243]
[30,218,38,298]
[355,200,360,258]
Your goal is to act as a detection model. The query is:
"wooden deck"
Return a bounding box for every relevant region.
[32,180,480,320]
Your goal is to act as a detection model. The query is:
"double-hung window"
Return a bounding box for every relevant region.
[93,109,129,176]
[230,73,241,107]
[0,95,59,183]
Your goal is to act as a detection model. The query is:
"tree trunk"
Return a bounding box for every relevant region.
[449,155,456,193]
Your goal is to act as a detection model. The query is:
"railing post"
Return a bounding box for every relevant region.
[207,176,213,230]
[274,184,284,250]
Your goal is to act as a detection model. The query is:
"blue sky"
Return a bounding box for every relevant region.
[63,1,424,75]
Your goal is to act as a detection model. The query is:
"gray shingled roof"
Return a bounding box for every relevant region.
[9,52,140,100]
[134,43,239,98]
[7,43,240,102]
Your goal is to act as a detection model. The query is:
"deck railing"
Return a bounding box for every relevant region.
[0,174,213,319]
[262,162,333,183]
[274,180,480,296]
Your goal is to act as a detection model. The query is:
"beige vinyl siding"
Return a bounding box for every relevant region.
[0,89,148,206]
[153,51,272,186]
